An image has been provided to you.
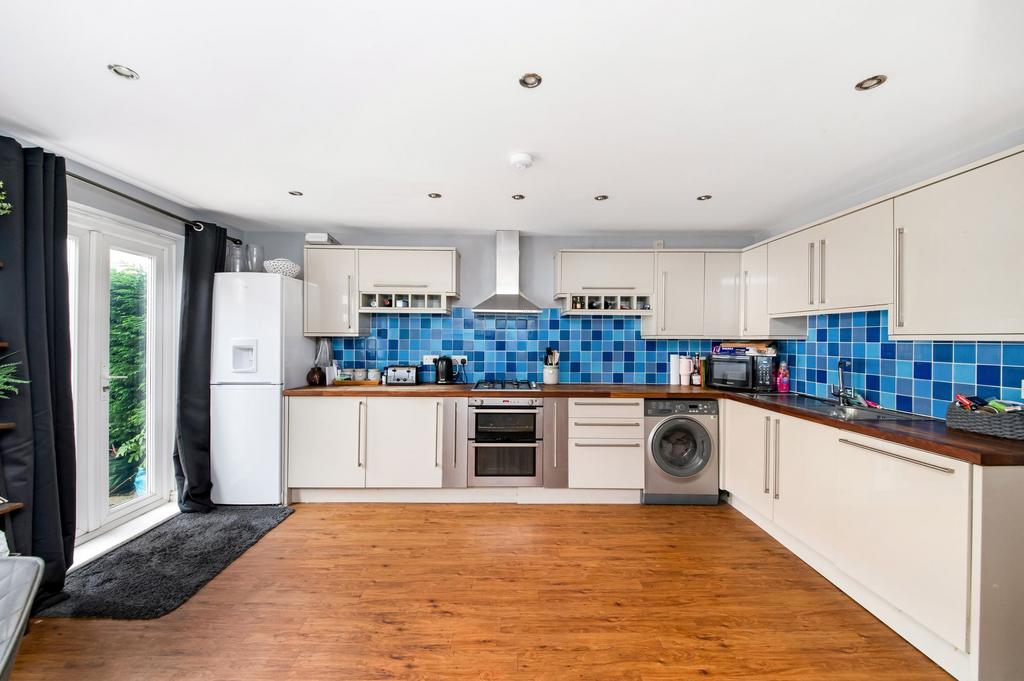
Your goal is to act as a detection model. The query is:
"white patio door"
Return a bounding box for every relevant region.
[67,205,180,538]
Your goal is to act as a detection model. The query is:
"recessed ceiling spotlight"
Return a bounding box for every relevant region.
[288,190,304,196]
[854,74,887,91]
[519,72,542,89]
[427,192,442,199]
[696,194,712,201]
[594,195,609,201]
[512,194,525,200]
[107,64,140,80]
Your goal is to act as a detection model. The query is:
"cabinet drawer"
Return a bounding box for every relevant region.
[568,398,644,419]
[568,438,645,489]
[568,417,644,440]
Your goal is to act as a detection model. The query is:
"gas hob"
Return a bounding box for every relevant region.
[472,380,540,391]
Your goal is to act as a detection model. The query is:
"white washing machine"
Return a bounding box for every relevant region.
[643,399,720,505]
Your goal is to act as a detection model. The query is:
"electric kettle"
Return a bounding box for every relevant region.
[433,355,459,384]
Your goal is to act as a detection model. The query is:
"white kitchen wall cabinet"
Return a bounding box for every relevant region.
[830,434,971,650]
[816,201,892,311]
[643,251,705,338]
[364,397,444,488]
[738,245,806,339]
[702,252,740,338]
[767,201,893,316]
[555,251,655,296]
[892,150,1024,339]
[721,400,774,518]
[357,247,459,298]
[286,396,365,488]
[304,246,367,337]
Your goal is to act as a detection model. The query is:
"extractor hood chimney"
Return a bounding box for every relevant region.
[472,231,542,314]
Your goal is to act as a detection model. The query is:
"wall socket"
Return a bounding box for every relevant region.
[422,354,469,365]
[654,239,665,249]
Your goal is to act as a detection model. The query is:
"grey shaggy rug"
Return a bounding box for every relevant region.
[39,505,293,619]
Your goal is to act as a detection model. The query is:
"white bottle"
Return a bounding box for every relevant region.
[679,355,693,386]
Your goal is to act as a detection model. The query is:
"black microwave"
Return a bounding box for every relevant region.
[707,354,777,392]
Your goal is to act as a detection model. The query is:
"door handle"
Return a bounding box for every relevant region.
[807,242,815,305]
[818,239,826,305]
[552,402,558,469]
[435,401,441,467]
[837,438,954,474]
[573,442,641,448]
[895,227,905,328]
[743,270,750,333]
[573,422,640,427]
[374,283,428,288]
[346,274,353,330]
[660,271,667,331]
[773,419,781,500]
[763,416,770,494]
[573,401,641,407]
[357,400,365,467]
[101,375,130,392]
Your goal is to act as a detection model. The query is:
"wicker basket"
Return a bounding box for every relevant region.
[945,403,1024,440]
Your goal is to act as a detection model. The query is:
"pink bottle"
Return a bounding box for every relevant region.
[776,361,790,393]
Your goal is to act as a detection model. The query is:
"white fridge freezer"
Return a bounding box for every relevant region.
[210,273,312,504]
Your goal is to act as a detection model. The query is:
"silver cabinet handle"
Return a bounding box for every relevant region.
[452,404,457,467]
[838,438,954,474]
[582,286,636,290]
[471,442,541,448]
[807,241,815,305]
[573,401,641,407]
[435,401,441,467]
[895,227,905,328]
[357,400,365,467]
[374,283,428,288]
[773,419,781,500]
[346,274,353,330]
[552,402,558,469]
[743,270,750,333]
[818,239,826,305]
[573,422,641,427]
[660,271,668,331]
[763,416,770,494]
[573,442,641,448]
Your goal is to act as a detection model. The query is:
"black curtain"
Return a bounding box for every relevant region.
[0,136,76,608]
[172,222,226,513]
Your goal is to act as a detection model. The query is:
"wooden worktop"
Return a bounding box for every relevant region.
[283,383,1024,466]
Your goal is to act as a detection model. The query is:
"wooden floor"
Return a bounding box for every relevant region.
[14,503,948,680]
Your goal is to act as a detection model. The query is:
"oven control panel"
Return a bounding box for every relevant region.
[468,397,544,407]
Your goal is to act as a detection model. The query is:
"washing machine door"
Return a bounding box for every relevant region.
[649,417,712,478]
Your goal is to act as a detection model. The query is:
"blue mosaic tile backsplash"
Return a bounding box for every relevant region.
[333,307,1024,419]
[778,310,1024,418]
[333,308,720,384]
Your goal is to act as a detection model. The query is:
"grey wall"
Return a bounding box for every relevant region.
[243,228,762,307]
[3,128,245,238]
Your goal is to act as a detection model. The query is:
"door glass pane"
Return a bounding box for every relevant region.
[474,446,537,476]
[107,249,152,507]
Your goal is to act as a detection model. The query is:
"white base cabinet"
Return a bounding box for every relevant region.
[286,396,365,488]
[364,397,444,488]
[567,398,645,489]
[722,401,991,679]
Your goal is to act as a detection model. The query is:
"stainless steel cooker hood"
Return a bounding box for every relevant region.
[472,230,542,314]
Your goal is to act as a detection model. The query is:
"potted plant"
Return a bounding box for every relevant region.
[0,180,11,216]
[0,353,28,399]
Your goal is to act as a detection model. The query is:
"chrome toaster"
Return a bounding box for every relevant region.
[385,365,418,384]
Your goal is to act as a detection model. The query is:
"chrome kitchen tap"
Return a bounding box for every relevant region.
[836,359,852,406]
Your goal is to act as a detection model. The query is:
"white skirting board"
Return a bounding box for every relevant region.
[727,494,972,681]
[289,488,643,504]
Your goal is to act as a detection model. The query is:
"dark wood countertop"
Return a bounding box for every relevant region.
[283,383,1024,466]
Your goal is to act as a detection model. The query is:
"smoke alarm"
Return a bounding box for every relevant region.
[509,152,533,169]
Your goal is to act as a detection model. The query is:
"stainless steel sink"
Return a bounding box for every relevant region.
[750,393,931,422]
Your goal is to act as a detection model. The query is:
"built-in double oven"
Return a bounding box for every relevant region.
[467,396,544,487]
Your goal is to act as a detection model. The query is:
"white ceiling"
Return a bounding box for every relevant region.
[2,1,1023,237]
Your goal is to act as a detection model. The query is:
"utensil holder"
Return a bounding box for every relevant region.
[543,366,559,385]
